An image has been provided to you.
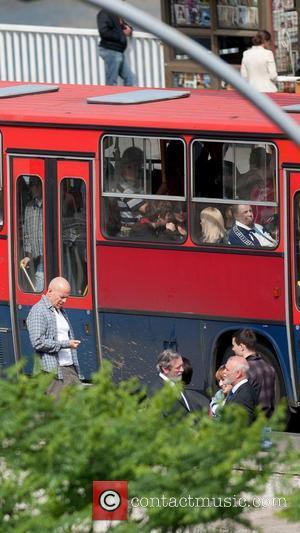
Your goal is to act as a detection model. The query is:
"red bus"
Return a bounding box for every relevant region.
[0,82,299,411]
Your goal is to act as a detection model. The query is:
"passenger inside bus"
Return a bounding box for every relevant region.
[237,146,275,223]
[20,177,44,292]
[130,200,186,243]
[61,179,88,296]
[194,142,224,198]
[228,204,276,247]
[199,206,227,245]
[156,140,184,197]
[114,146,147,226]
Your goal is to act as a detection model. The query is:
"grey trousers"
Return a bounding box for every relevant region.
[47,365,81,398]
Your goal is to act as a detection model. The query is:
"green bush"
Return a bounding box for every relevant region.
[0,361,290,532]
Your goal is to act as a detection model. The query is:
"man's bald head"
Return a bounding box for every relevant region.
[47,277,71,309]
[48,277,70,292]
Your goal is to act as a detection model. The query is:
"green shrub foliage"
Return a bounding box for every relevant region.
[0,361,292,532]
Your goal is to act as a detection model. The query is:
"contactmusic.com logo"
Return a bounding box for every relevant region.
[93,481,128,520]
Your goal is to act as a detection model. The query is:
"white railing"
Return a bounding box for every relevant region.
[0,23,165,88]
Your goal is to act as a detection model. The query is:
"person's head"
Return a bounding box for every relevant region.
[147,200,174,226]
[157,349,184,382]
[224,356,249,387]
[232,204,254,227]
[29,177,42,200]
[249,147,271,170]
[252,30,272,49]
[215,364,232,396]
[200,206,226,243]
[46,277,71,309]
[232,329,257,357]
[173,202,186,225]
[182,356,193,385]
[121,146,144,186]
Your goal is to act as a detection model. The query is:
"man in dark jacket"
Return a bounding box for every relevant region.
[232,329,276,418]
[97,6,135,86]
[224,355,258,425]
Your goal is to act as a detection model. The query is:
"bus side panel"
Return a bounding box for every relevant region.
[0,304,15,371]
[99,311,292,399]
[97,246,285,322]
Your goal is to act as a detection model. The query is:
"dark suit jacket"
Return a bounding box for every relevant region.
[149,376,190,416]
[226,381,258,424]
[184,387,210,413]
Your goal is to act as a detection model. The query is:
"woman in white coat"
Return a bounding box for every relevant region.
[241,30,278,92]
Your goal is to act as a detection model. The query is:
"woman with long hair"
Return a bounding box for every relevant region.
[199,206,227,244]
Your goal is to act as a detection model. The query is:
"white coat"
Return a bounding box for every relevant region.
[241,45,278,93]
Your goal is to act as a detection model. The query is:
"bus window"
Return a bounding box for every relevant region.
[101,135,186,243]
[17,175,44,293]
[60,178,87,296]
[191,140,278,248]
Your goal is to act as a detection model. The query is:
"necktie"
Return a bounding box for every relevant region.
[226,390,234,402]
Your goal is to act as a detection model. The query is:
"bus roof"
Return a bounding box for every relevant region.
[0,81,300,135]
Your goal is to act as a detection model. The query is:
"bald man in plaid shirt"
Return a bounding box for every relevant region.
[27,276,83,397]
[232,329,275,418]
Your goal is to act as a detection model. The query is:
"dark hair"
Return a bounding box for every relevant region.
[252,30,272,46]
[233,329,257,350]
[182,356,193,385]
[249,147,271,169]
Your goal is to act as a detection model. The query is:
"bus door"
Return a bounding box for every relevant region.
[10,156,100,379]
[287,169,300,404]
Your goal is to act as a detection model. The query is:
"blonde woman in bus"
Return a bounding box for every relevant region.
[199,206,227,245]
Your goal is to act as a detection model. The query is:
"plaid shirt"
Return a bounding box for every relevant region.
[23,200,43,259]
[247,354,275,418]
[26,295,83,380]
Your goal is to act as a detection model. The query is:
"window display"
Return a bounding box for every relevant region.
[173,72,212,89]
[171,0,211,28]
[217,1,259,31]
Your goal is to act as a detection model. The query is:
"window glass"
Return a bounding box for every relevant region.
[192,140,278,249]
[217,1,258,30]
[17,175,44,293]
[60,178,88,296]
[101,136,186,243]
[171,0,211,28]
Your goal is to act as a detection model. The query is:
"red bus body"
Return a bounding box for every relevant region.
[0,82,299,408]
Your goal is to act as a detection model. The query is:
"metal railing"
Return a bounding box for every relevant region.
[0,23,165,87]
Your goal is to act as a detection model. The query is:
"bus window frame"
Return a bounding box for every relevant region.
[190,138,279,249]
[100,134,187,242]
[59,175,88,298]
[16,173,45,294]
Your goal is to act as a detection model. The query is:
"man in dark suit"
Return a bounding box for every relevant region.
[224,355,258,424]
[150,349,190,415]
[182,356,209,412]
[232,329,275,418]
